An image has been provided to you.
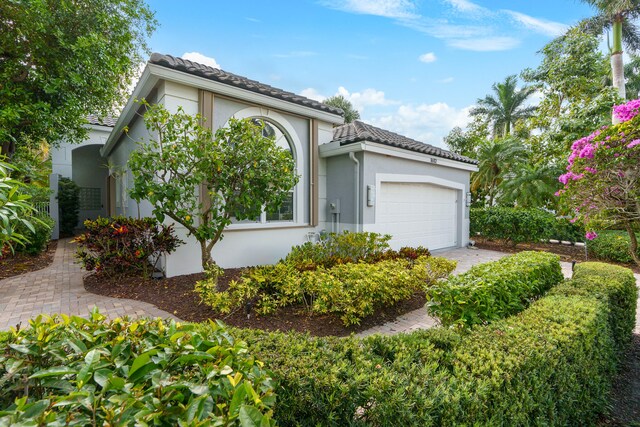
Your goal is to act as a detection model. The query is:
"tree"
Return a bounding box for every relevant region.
[323,95,361,123]
[499,162,563,209]
[0,0,156,157]
[624,54,640,99]
[558,98,640,266]
[522,27,618,162]
[443,118,489,158]
[469,75,537,139]
[128,103,299,282]
[471,137,527,206]
[578,0,640,100]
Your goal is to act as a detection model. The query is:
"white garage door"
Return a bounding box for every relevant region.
[377,182,458,250]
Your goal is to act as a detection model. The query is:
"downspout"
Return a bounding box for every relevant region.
[349,152,360,232]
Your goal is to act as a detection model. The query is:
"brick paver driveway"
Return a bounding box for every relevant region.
[0,239,177,331]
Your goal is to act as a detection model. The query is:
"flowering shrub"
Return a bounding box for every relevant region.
[558,98,640,264]
[74,216,183,277]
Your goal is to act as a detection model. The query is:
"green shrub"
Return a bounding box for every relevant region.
[0,310,276,426]
[11,185,53,255]
[74,216,183,277]
[198,256,456,326]
[231,291,615,425]
[426,251,563,327]
[552,261,637,353]
[57,177,80,237]
[228,262,629,426]
[284,231,394,269]
[588,230,640,263]
[470,207,585,244]
[14,215,54,255]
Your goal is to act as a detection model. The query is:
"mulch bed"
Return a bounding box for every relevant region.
[0,241,58,280]
[84,269,427,337]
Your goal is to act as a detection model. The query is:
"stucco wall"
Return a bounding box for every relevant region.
[52,125,111,179]
[325,152,363,232]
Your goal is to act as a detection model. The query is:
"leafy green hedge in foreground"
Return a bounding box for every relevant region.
[0,262,635,426]
[426,251,563,327]
[232,261,635,426]
[0,311,276,426]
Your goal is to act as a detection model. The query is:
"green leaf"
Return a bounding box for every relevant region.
[239,405,264,427]
[128,349,158,378]
[22,399,50,419]
[29,366,76,379]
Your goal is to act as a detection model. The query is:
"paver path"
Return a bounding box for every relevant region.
[358,247,587,337]
[0,239,178,331]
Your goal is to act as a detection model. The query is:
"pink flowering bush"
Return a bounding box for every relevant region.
[558,99,640,265]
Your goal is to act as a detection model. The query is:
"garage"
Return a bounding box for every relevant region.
[377,182,458,250]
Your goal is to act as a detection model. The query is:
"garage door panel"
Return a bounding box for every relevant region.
[377,182,458,251]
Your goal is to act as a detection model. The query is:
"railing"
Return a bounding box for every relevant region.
[33,201,50,217]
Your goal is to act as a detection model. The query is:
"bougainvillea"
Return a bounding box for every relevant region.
[558,99,640,264]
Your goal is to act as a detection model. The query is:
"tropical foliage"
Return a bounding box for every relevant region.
[469,74,536,139]
[323,95,360,123]
[558,98,640,265]
[129,101,299,279]
[0,0,156,156]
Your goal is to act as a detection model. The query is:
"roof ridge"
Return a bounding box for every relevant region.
[149,53,344,118]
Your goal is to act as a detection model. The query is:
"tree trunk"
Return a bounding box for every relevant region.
[200,239,223,290]
[625,224,640,267]
[611,20,625,123]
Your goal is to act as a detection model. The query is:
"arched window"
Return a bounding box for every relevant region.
[232,117,296,224]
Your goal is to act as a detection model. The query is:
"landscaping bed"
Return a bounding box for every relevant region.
[84,270,428,337]
[0,240,57,280]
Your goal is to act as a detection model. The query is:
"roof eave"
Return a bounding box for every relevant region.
[320,139,478,172]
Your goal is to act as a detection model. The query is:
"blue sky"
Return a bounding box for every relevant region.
[146,0,595,147]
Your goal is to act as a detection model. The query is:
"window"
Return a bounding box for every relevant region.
[231,117,296,226]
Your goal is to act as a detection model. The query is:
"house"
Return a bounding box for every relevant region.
[51,53,478,277]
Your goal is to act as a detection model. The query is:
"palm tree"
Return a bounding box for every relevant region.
[323,95,361,123]
[578,0,640,100]
[498,163,563,209]
[471,137,527,206]
[469,75,536,139]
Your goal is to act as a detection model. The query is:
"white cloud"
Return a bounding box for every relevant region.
[369,102,473,146]
[321,0,417,19]
[502,10,568,37]
[182,52,221,68]
[300,88,326,102]
[419,52,437,63]
[439,77,455,83]
[444,0,485,13]
[448,36,520,51]
[337,86,398,112]
[245,17,261,22]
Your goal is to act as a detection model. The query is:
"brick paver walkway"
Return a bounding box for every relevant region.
[0,239,178,331]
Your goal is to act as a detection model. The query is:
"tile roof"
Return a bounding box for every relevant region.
[332,121,478,165]
[149,53,344,117]
[86,114,117,127]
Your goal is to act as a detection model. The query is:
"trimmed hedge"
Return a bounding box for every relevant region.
[426,251,563,327]
[229,261,633,426]
[588,230,640,263]
[0,311,276,426]
[471,206,585,244]
[551,261,637,353]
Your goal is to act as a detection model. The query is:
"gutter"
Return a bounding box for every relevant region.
[349,152,361,232]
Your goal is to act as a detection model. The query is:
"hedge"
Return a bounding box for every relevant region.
[426,251,563,327]
[0,311,276,426]
[587,230,640,263]
[229,261,633,426]
[551,261,637,353]
[470,207,585,244]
